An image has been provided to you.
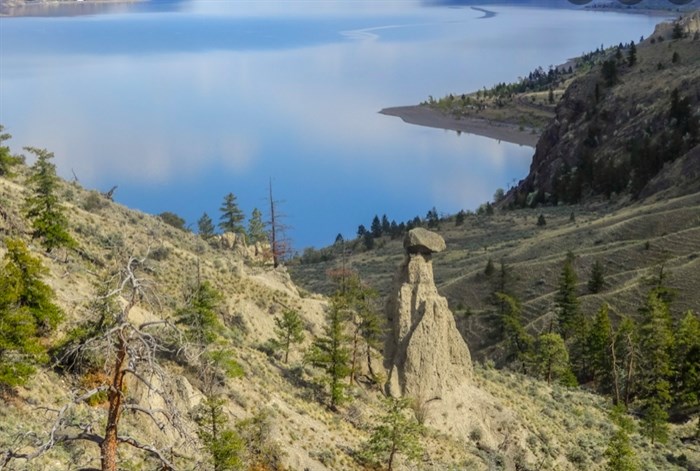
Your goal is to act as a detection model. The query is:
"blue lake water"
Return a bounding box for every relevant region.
[0,1,665,249]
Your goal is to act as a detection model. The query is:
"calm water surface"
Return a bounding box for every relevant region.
[0,1,665,248]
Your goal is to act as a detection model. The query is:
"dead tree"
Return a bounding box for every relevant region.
[267,178,290,268]
[1,251,192,471]
[102,186,118,201]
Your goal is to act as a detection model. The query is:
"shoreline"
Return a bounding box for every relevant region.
[379,105,539,148]
[0,0,144,17]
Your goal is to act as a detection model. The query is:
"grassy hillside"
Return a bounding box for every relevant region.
[290,190,700,360]
[1,150,698,469]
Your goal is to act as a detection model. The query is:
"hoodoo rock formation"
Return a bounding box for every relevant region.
[384,229,528,458]
[384,228,472,399]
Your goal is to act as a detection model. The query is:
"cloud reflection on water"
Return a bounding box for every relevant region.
[0,3,665,247]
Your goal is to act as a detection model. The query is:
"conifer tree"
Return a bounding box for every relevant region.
[0,126,23,177]
[637,290,674,405]
[533,333,576,386]
[371,215,383,238]
[218,192,245,234]
[195,396,244,471]
[381,214,391,234]
[24,147,76,252]
[556,257,580,339]
[337,274,384,385]
[484,258,495,277]
[605,406,638,471]
[588,260,606,293]
[627,41,637,66]
[0,238,63,388]
[455,210,466,226]
[588,303,614,392]
[362,397,424,471]
[273,309,305,364]
[426,207,439,228]
[306,296,351,409]
[615,316,639,407]
[673,310,700,408]
[198,212,216,241]
[247,208,267,244]
[640,399,669,444]
[177,279,224,346]
[637,289,674,443]
[495,293,533,372]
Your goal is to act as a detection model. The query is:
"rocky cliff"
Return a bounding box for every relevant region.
[505,13,700,207]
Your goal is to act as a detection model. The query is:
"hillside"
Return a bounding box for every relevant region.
[1,142,698,470]
[506,12,700,207]
[290,191,700,361]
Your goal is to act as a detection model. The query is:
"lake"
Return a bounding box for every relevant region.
[0,1,666,249]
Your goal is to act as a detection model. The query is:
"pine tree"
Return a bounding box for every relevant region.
[588,260,606,293]
[363,232,375,251]
[615,316,639,407]
[371,215,383,238]
[426,207,439,228]
[24,147,76,252]
[455,210,466,226]
[362,397,424,471]
[338,274,384,385]
[195,396,244,471]
[247,208,267,244]
[640,399,669,444]
[381,214,391,234]
[602,60,618,86]
[273,309,305,364]
[605,406,638,471]
[306,296,351,409]
[533,333,576,386]
[484,258,495,277]
[496,293,533,372]
[627,41,637,66]
[637,290,674,405]
[218,192,245,234]
[0,238,63,388]
[0,126,23,177]
[672,22,685,40]
[556,257,580,339]
[198,212,216,241]
[177,279,224,346]
[588,303,614,392]
[674,310,700,407]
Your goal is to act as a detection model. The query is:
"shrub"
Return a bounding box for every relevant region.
[158,211,187,231]
[82,191,107,212]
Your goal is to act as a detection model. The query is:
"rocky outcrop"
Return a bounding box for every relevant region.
[503,14,700,207]
[217,232,273,265]
[384,229,472,400]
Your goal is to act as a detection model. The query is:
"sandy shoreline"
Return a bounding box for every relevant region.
[380,105,540,148]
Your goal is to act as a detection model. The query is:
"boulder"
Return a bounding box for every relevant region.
[403,227,446,254]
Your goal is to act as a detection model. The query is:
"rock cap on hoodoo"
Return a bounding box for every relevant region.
[403,228,446,254]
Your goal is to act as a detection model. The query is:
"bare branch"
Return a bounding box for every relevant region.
[1,386,108,467]
[122,404,169,431]
[117,435,177,470]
